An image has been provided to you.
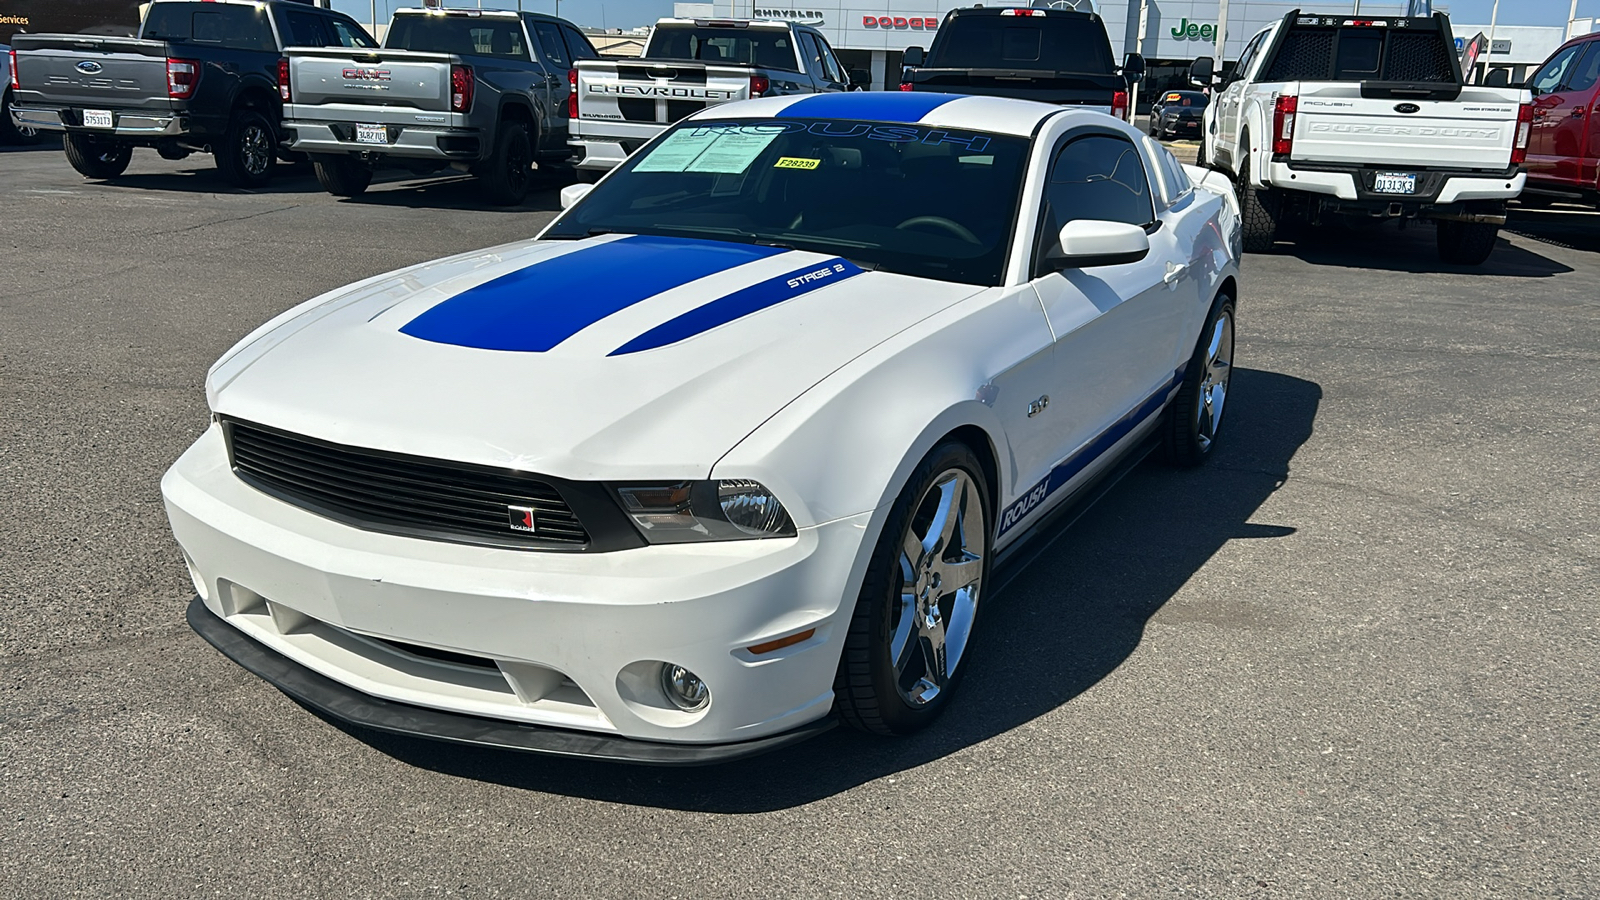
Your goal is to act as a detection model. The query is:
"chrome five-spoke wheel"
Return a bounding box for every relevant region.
[892,468,985,707]
[1194,306,1234,451]
[1166,295,1236,467]
[836,442,992,735]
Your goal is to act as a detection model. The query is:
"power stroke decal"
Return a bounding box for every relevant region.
[610,258,865,355]
[399,236,783,352]
[996,369,1185,540]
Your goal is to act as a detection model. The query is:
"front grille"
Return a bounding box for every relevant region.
[224,419,592,550]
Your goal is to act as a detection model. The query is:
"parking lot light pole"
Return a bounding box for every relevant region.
[1487,0,1501,82]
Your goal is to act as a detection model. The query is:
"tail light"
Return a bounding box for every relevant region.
[1511,102,1533,165]
[166,58,199,100]
[1111,90,1128,121]
[1272,94,1298,155]
[567,67,578,118]
[750,73,770,97]
[450,64,473,113]
[8,50,18,91]
[899,82,914,91]
[277,57,290,102]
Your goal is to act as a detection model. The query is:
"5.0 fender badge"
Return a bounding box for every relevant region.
[1394,103,1421,114]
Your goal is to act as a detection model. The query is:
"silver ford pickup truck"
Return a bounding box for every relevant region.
[283,6,597,205]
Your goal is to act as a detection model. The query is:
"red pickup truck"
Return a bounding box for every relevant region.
[1522,31,1600,206]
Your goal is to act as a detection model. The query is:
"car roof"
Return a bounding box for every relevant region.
[686,92,1085,137]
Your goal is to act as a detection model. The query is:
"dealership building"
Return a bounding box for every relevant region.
[682,0,1594,98]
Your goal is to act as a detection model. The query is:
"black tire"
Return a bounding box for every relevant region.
[835,441,992,736]
[312,155,373,197]
[477,120,533,206]
[1237,148,1281,253]
[1435,219,1500,265]
[1165,293,1237,468]
[213,108,276,188]
[1195,133,1209,169]
[62,132,132,179]
[1,88,41,145]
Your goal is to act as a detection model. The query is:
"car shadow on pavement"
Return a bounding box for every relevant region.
[321,366,1322,812]
[1504,207,1600,255]
[1275,219,1573,277]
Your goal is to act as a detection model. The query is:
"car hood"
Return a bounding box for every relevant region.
[208,234,986,481]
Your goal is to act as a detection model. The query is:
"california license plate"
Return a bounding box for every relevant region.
[1373,172,1417,195]
[82,109,113,129]
[355,123,388,145]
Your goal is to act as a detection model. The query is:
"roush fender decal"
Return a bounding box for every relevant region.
[610,259,864,355]
[400,236,783,352]
[996,368,1186,540]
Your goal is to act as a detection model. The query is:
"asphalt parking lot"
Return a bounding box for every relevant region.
[2,141,1597,898]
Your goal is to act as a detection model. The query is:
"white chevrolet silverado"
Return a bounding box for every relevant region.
[1194,10,1531,264]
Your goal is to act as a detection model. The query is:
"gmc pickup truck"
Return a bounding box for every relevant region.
[284,7,597,204]
[8,0,377,185]
[1194,10,1531,264]
[899,6,1144,121]
[570,18,851,176]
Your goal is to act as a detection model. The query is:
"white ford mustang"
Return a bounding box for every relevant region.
[164,92,1242,763]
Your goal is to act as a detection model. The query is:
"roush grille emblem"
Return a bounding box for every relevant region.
[507,505,537,533]
[1394,103,1421,114]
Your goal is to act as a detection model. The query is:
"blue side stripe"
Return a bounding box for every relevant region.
[610,258,865,356]
[996,368,1186,539]
[775,92,962,123]
[400,236,783,352]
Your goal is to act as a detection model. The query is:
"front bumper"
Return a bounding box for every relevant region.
[162,424,867,754]
[10,104,186,137]
[1266,159,1525,205]
[286,120,483,161]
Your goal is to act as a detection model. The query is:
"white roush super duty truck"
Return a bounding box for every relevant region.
[1193,10,1532,264]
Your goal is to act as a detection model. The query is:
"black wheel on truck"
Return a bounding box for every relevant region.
[1,88,42,145]
[477,119,533,206]
[1236,146,1281,253]
[214,108,276,188]
[62,133,133,179]
[312,155,373,197]
[1435,216,1501,266]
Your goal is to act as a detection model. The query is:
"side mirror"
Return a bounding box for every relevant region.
[903,46,925,68]
[1189,56,1215,87]
[560,182,594,209]
[848,67,870,90]
[1484,67,1511,87]
[1122,52,1145,84]
[1046,220,1151,269]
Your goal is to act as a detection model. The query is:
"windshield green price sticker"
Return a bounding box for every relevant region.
[634,127,782,174]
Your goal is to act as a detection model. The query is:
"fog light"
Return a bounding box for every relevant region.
[659,664,709,712]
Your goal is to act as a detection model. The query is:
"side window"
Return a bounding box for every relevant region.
[561,24,599,61]
[1532,44,1581,94]
[325,16,378,49]
[1562,42,1600,94]
[818,37,846,83]
[1038,134,1154,263]
[1232,32,1265,82]
[282,11,325,47]
[1141,135,1192,208]
[797,32,825,79]
[532,22,570,68]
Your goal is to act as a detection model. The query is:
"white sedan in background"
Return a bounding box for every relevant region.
[164,92,1242,763]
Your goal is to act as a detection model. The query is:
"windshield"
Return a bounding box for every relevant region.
[928,14,1114,73]
[543,119,1030,286]
[646,25,800,71]
[1160,92,1207,107]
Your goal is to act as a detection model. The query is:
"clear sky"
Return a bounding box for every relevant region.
[327,0,1600,33]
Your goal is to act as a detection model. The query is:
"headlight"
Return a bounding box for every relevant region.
[612,480,796,543]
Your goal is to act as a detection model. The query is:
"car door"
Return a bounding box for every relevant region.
[1526,42,1584,182]
[1547,40,1600,186]
[528,20,573,145]
[795,31,828,93]
[1215,30,1265,169]
[1029,131,1198,479]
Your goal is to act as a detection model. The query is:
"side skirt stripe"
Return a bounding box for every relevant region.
[400,236,783,353]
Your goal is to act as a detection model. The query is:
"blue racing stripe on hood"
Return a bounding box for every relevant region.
[400,235,784,352]
[609,258,865,356]
[775,91,962,123]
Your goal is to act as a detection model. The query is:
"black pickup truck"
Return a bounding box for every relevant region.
[8,0,376,185]
[900,6,1143,122]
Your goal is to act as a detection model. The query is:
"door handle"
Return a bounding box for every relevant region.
[1163,261,1187,285]
[1572,106,1586,117]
